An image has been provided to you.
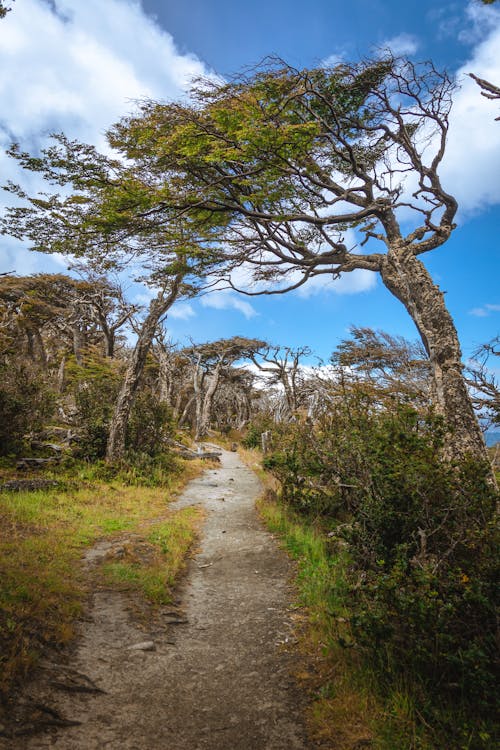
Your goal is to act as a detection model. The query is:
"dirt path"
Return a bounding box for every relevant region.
[5,448,310,749]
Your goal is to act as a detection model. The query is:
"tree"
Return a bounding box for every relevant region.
[469,74,500,121]
[0,273,118,367]
[103,56,489,465]
[251,344,312,418]
[469,1,500,119]
[105,273,186,460]
[2,135,223,461]
[332,326,432,407]
[182,336,265,440]
[466,336,500,428]
[0,2,12,19]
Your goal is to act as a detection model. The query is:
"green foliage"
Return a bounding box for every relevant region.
[127,392,175,456]
[262,401,499,748]
[0,362,55,455]
[67,354,121,460]
[242,413,275,448]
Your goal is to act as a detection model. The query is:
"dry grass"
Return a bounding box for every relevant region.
[0,458,205,695]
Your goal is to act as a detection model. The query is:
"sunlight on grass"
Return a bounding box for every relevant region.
[102,507,203,604]
[257,492,378,749]
[0,461,204,695]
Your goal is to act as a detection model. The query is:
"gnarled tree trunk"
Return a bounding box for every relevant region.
[380,246,488,463]
[195,361,223,441]
[106,278,182,462]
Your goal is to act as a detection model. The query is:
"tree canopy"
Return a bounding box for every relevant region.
[1,55,491,467]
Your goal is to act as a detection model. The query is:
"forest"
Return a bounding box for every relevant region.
[0,4,499,748]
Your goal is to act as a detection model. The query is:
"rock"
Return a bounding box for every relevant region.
[127,641,156,652]
[162,615,188,625]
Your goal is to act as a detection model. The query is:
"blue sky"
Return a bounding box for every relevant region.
[0,0,499,364]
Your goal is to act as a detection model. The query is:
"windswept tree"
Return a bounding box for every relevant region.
[182,336,265,440]
[99,56,490,465]
[466,335,500,428]
[332,326,432,407]
[2,137,223,461]
[250,344,312,418]
[3,57,494,467]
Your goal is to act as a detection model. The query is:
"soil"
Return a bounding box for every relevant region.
[1,448,313,749]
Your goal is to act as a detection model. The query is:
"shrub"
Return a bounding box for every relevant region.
[126,392,175,456]
[242,413,275,449]
[262,401,499,746]
[0,362,56,455]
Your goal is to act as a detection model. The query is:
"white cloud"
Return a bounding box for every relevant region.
[469,303,500,317]
[0,234,71,276]
[320,52,345,69]
[379,33,419,57]
[200,290,257,319]
[0,0,210,275]
[168,302,196,321]
[441,8,500,213]
[458,0,500,45]
[295,268,377,298]
[0,0,207,146]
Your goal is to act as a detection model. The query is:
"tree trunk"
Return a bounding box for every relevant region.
[195,362,223,441]
[106,280,182,462]
[380,247,488,463]
[104,328,115,358]
[178,394,195,427]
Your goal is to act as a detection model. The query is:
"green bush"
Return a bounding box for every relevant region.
[127,392,175,456]
[0,363,56,455]
[68,354,121,460]
[242,413,275,449]
[262,402,499,747]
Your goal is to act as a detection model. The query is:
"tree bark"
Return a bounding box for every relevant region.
[380,246,488,463]
[195,361,223,441]
[106,279,182,462]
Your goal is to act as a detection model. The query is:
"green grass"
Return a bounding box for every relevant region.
[257,491,377,749]
[0,459,204,695]
[102,507,203,604]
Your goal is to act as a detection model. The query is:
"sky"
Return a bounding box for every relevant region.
[0,0,499,364]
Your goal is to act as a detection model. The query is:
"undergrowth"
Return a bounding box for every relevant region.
[250,401,499,750]
[257,489,377,749]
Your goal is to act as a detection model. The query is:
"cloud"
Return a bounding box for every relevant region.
[469,303,500,317]
[200,290,257,319]
[0,0,208,146]
[320,52,345,69]
[168,302,196,321]
[379,33,419,57]
[0,0,210,275]
[295,269,377,298]
[441,8,500,213]
[458,0,500,45]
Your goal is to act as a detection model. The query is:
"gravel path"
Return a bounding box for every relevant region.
[3,448,310,749]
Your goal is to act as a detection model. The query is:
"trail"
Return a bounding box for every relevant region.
[5,449,310,749]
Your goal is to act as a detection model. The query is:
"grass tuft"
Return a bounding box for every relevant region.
[101,507,203,604]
